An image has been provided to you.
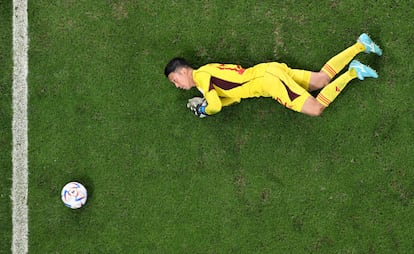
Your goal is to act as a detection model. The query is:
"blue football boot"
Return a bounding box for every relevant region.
[358,33,382,56]
[349,60,378,80]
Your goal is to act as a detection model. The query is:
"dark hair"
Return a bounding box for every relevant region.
[164,57,191,77]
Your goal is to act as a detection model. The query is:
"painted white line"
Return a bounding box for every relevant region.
[12,0,29,253]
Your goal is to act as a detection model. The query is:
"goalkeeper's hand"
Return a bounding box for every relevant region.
[186,97,204,110]
[187,97,208,118]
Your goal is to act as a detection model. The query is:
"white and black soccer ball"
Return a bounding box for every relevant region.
[61,182,88,209]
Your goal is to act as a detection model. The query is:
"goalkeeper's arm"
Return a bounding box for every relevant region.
[186,90,225,117]
[203,90,222,115]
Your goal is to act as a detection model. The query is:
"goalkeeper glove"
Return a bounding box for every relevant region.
[186,97,204,110]
[187,97,208,118]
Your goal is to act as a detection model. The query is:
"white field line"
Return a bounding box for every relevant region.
[12,0,29,253]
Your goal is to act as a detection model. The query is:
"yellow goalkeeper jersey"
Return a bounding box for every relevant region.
[193,63,270,115]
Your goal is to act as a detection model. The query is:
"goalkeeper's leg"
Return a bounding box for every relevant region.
[302,61,378,116]
[309,42,366,91]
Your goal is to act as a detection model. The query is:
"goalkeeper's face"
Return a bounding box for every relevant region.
[167,67,194,90]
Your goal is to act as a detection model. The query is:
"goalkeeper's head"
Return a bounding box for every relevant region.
[164,57,196,90]
[164,57,191,77]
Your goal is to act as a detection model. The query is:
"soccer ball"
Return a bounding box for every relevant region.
[61,182,88,209]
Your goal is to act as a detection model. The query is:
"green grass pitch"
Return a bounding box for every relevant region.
[1,0,414,253]
[1,0,13,252]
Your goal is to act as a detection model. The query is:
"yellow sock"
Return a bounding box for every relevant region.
[316,70,357,107]
[321,42,365,79]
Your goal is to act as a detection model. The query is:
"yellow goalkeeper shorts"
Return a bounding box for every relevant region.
[261,62,312,112]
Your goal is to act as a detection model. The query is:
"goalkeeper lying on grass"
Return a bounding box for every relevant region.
[164,33,382,118]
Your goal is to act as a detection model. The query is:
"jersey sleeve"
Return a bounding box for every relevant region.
[205,90,222,115]
[195,71,222,115]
